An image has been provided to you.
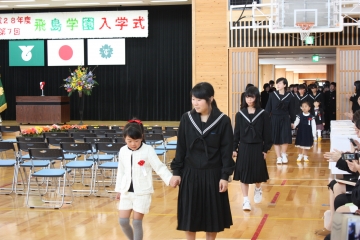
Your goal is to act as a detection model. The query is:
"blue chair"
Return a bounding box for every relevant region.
[0,125,21,142]
[60,142,96,196]
[25,148,73,209]
[0,142,18,194]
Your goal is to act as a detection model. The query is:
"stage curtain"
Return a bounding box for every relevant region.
[0,5,192,121]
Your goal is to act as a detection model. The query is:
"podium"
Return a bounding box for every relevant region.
[16,96,70,124]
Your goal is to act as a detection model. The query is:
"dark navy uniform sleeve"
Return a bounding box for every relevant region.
[289,95,296,123]
[233,112,240,152]
[220,116,235,180]
[171,114,187,176]
[262,111,273,153]
[265,92,273,114]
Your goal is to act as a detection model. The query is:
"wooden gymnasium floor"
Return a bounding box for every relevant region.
[0,120,332,240]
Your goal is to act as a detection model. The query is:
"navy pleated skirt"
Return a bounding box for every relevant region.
[233,142,269,184]
[270,114,292,144]
[176,167,233,232]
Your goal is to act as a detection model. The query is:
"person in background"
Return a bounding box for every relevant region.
[269,80,276,92]
[293,101,316,162]
[324,82,336,134]
[265,77,296,164]
[241,83,255,107]
[308,84,324,110]
[233,86,272,211]
[349,80,360,114]
[292,84,299,95]
[312,99,325,141]
[294,84,309,114]
[260,83,270,109]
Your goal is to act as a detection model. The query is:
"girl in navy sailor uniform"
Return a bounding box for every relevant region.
[265,77,296,164]
[294,84,309,114]
[171,82,235,239]
[308,84,324,110]
[293,101,317,162]
[312,99,325,141]
[233,86,272,211]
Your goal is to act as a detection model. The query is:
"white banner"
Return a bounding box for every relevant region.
[87,39,125,65]
[47,40,84,66]
[0,10,148,39]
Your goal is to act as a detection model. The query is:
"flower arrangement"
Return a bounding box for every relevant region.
[61,66,98,96]
[21,124,88,137]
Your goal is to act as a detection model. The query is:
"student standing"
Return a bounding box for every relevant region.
[293,101,316,162]
[294,84,309,114]
[324,82,336,133]
[260,83,270,109]
[312,100,325,141]
[171,82,235,240]
[233,86,272,211]
[265,77,296,164]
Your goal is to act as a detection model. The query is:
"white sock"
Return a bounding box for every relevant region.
[317,130,321,138]
[304,155,308,160]
[243,196,249,202]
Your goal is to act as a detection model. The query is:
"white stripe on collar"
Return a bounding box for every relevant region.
[296,94,308,101]
[309,93,320,100]
[238,109,264,123]
[274,91,291,101]
[188,111,225,135]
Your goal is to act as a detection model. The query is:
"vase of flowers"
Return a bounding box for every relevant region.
[61,66,98,124]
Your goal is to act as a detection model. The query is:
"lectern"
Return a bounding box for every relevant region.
[16,96,70,124]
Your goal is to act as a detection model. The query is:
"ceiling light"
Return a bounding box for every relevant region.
[65,2,100,5]
[0,0,34,2]
[108,1,143,4]
[15,3,49,6]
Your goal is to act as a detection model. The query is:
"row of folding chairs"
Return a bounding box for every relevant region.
[0,141,125,208]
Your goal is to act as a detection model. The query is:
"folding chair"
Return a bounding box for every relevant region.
[110,126,123,133]
[16,142,50,194]
[43,132,69,138]
[145,126,163,134]
[94,142,124,197]
[60,142,96,196]
[0,142,18,194]
[46,137,77,161]
[0,126,21,142]
[16,137,46,143]
[163,129,178,145]
[114,137,126,144]
[84,137,114,162]
[87,126,110,130]
[91,129,116,137]
[25,148,73,209]
[70,132,96,142]
[106,133,123,142]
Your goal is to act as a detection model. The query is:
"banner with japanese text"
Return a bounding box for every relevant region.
[0,10,148,39]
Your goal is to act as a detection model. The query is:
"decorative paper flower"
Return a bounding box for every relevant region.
[21,124,89,137]
[138,160,145,166]
[61,66,98,97]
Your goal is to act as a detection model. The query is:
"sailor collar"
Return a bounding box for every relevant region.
[187,108,224,136]
[239,108,264,124]
[295,93,308,101]
[274,91,291,101]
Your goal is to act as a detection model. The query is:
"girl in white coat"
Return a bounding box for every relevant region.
[115,120,178,240]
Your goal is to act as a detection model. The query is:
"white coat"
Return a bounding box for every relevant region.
[115,143,172,195]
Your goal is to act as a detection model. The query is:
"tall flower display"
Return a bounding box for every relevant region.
[61,66,98,96]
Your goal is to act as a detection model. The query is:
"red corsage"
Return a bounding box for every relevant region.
[308,117,312,125]
[138,160,147,176]
[129,119,142,124]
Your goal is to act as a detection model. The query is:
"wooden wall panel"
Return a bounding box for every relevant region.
[193,0,228,114]
[285,71,294,85]
[229,48,258,125]
[298,73,327,79]
[275,68,286,80]
[259,64,274,89]
[327,65,335,82]
[336,47,360,119]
